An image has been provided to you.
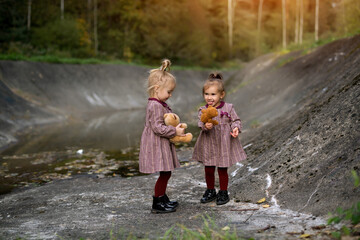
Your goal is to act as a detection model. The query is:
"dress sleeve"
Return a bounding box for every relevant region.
[197,108,209,131]
[149,103,176,138]
[229,105,242,132]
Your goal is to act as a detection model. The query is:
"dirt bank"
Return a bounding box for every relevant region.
[228,35,360,216]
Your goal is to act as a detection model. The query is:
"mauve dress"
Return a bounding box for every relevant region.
[139,98,180,174]
[192,101,247,167]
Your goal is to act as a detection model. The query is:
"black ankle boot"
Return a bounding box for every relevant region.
[216,190,230,205]
[200,189,217,203]
[164,194,179,209]
[151,196,176,214]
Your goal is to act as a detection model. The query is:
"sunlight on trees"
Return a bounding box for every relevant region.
[0,0,359,66]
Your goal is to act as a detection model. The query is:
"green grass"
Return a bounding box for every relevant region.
[104,215,251,240]
[54,214,252,240]
[171,215,250,240]
[276,56,297,68]
[273,32,360,68]
[227,81,250,94]
[327,170,360,239]
[0,53,241,71]
[0,53,137,65]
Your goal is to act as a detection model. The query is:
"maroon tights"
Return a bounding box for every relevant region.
[154,171,171,197]
[205,166,228,191]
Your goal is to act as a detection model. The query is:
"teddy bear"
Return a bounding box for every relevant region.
[200,105,219,125]
[164,113,193,144]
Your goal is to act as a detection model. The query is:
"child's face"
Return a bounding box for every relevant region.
[155,81,175,102]
[203,85,225,108]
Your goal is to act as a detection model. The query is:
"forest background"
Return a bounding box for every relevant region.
[0,0,359,67]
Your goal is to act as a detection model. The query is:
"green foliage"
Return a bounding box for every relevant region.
[0,53,129,65]
[328,203,360,226]
[250,119,261,129]
[0,0,359,66]
[277,56,296,68]
[327,170,360,239]
[352,169,360,188]
[96,214,252,240]
[163,215,251,240]
[31,18,92,57]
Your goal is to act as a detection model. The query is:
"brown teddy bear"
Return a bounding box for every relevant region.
[164,113,193,143]
[200,105,219,125]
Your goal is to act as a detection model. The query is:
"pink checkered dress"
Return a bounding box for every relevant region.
[192,102,247,167]
[139,99,180,173]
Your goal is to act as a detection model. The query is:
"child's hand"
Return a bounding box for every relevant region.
[205,122,213,130]
[230,127,239,138]
[175,124,185,136]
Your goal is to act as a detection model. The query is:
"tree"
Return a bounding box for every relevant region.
[257,0,264,54]
[87,0,92,48]
[93,0,98,56]
[295,0,299,44]
[228,0,234,56]
[315,0,319,41]
[27,0,31,30]
[61,0,64,20]
[207,0,229,61]
[342,0,348,35]
[282,0,287,49]
[299,0,304,44]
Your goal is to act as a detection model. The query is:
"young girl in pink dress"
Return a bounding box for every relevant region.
[139,59,185,213]
[192,72,247,205]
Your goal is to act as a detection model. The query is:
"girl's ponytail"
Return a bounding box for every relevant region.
[203,71,225,94]
[208,72,223,80]
[146,59,176,97]
[160,59,171,72]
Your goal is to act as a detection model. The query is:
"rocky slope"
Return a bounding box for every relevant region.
[227,34,360,216]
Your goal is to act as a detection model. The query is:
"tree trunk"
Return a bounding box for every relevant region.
[295,0,299,44]
[282,0,287,49]
[257,0,264,55]
[228,0,234,57]
[299,0,304,44]
[88,0,92,44]
[61,0,64,20]
[94,0,98,56]
[27,0,31,30]
[315,0,319,41]
[342,0,348,35]
[88,0,92,27]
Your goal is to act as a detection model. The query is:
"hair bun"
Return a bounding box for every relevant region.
[209,72,223,80]
[160,59,171,72]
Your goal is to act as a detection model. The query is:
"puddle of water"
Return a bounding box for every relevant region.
[0,147,144,195]
[0,109,200,195]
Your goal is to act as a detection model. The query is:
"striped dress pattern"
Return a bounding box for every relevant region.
[192,102,247,167]
[139,99,180,173]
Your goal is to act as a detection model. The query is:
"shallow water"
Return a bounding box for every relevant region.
[0,109,199,195]
[0,110,144,194]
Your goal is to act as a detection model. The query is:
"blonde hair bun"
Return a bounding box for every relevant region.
[160,59,171,72]
[146,59,176,97]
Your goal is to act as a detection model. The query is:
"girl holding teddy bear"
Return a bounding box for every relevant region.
[139,60,246,213]
[192,72,247,205]
[139,59,185,214]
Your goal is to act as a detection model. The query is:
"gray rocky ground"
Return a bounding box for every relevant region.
[0,154,332,240]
